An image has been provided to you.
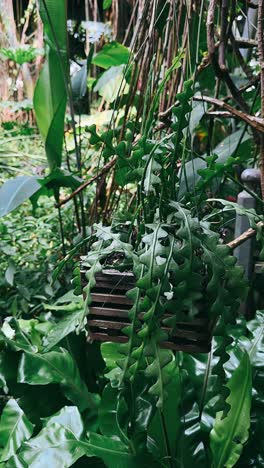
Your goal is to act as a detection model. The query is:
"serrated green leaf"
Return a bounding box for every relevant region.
[179,129,252,197]
[210,352,252,468]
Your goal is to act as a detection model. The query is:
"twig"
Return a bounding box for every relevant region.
[159,75,260,121]
[232,38,258,48]
[56,157,117,208]
[193,95,264,133]
[227,221,264,250]
[206,111,233,118]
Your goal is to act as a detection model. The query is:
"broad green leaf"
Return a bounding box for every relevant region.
[0,399,34,462]
[15,426,159,468]
[6,454,26,467]
[5,261,16,286]
[40,168,82,191]
[0,319,38,353]
[42,310,85,351]
[34,52,66,171]
[72,62,88,101]
[0,351,19,393]
[34,0,68,170]
[72,45,93,102]
[103,0,112,9]
[85,433,160,468]
[94,65,129,103]
[98,385,127,440]
[149,366,181,459]
[17,349,99,411]
[176,402,207,468]
[42,406,84,438]
[92,41,130,69]
[210,352,252,468]
[2,321,15,340]
[225,312,264,377]
[246,311,264,368]
[15,382,74,430]
[100,342,123,383]
[0,176,41,217]
[19,422,85,468]
[30,168,82,208]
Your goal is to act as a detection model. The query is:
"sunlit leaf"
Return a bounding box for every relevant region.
[42,406,84,438]
[34,0,68,171]
[94,65,129,103]
[0,399,34,462]
[0,176,41,217]
[92,42,130,69]
[19,423,85,468]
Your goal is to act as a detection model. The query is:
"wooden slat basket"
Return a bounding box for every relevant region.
[81,267,211,354]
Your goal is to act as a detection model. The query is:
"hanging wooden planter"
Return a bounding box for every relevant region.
[81,267,211,354]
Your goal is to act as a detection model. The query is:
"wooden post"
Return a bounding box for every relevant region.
[234,168,260,316]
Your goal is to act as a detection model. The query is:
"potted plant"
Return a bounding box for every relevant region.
[79,82,247,414]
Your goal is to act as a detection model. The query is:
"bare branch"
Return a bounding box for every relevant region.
[193,95,264,133]
[232,38,258,48]
[206,111,234,118]
[227,222,264,249]
[56,158,117,208]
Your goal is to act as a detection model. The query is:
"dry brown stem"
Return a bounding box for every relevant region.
[227,222,264,250]
[193,95,264,133]
[56,158,117,208]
